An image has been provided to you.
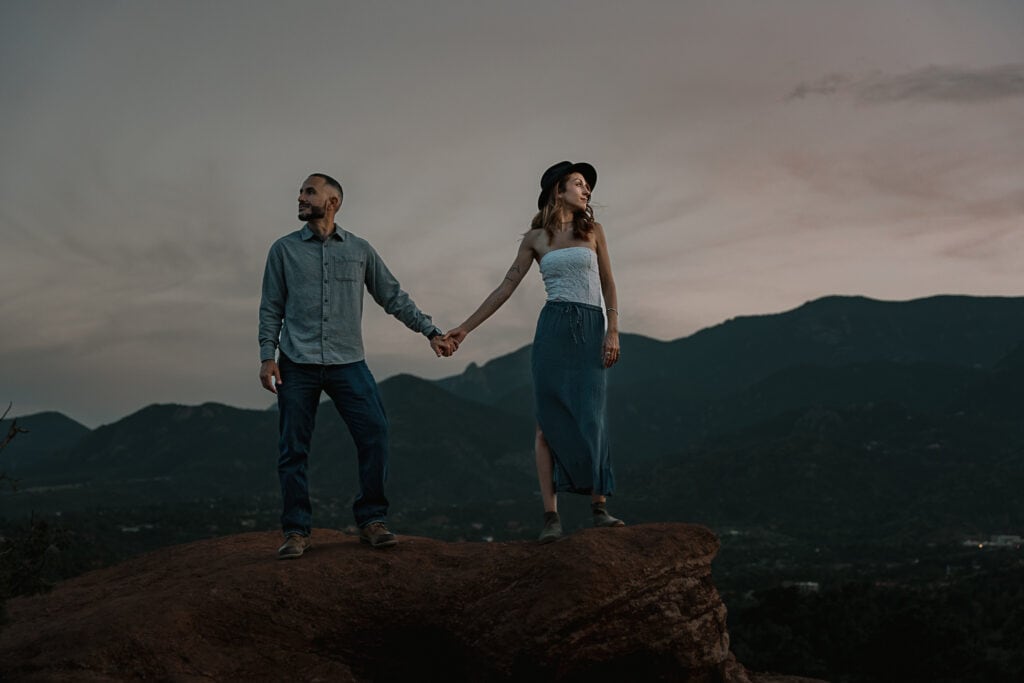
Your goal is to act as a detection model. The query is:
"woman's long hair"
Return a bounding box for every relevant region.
[531,175,596,243]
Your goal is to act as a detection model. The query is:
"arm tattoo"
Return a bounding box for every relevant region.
[504,265,522,283]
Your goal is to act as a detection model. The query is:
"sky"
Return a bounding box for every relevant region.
[2,0,1023,427]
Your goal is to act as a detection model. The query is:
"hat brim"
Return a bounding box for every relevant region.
[537,161,598,210]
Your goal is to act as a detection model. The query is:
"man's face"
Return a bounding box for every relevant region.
[297,176,337,221]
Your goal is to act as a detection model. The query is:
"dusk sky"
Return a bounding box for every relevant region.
[3,1,1023,427]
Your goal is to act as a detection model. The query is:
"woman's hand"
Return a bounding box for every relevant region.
[444,327,469,350]
[430,336,455,357]
[602,330,620,368]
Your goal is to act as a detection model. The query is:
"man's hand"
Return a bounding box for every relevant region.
[430,335,456,357]
[260,359,282,393]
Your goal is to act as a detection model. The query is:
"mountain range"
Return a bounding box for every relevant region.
[3,294,1024,546]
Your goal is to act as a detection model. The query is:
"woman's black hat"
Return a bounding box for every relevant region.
[537,161,597,210]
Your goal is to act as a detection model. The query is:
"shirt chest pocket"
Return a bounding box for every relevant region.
[332,258,364,282]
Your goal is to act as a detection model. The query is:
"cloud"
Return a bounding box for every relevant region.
[787,73,860,100]
[5,1,1024,426]
[788,64,1024,103]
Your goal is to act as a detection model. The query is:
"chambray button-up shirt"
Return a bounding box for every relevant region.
[259,224,441,365]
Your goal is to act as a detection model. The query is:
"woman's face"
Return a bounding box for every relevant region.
[558,172,591,213]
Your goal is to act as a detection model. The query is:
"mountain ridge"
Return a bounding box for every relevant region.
[9,293,1024,428]
[4,293,1024,544]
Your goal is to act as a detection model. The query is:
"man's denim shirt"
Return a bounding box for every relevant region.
[259,224,440,365]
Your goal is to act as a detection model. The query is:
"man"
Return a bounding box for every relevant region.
[259,173,452,558]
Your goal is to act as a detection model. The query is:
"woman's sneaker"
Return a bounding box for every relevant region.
[591,502,625,528]
[538,511,563,544]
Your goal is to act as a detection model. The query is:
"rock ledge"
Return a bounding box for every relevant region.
[0,523,821,682]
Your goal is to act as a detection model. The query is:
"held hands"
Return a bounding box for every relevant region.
[602,331,620,368]
[431,327,468,358]
[431,334,457,358]
[444,327,468,348]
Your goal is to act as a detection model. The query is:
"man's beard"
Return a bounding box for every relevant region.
[298,205,326,220]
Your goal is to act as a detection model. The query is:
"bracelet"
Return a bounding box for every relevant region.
[606,307,618,315]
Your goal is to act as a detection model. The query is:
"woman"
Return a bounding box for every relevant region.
[445,160,623,543]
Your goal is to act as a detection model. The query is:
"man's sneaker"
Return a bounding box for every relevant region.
[538,511,563,544]
[360,521,398,548]
[277,532,311,559]
[591,502,626,528]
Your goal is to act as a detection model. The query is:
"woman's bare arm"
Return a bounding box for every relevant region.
[446,234,537,342]
[594,222,620,367]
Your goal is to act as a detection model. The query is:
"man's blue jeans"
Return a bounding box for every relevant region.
[277,355,389,535]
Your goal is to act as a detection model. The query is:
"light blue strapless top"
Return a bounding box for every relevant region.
[539,247,602,307]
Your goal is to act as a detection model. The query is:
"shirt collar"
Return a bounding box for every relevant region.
[300,223,347,242]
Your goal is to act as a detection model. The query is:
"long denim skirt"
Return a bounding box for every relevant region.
[531,301,614,495]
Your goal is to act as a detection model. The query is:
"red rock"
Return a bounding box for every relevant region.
[0,523,821,682]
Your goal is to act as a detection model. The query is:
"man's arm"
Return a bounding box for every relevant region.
[258,243,286,392]
[363,244,442,338]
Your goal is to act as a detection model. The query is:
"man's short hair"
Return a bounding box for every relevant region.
[309,173,344,202]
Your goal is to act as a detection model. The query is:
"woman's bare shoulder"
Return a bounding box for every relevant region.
[523,226,545,239]
[521,227,545,248]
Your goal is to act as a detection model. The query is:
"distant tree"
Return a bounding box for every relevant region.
[1,402,30,492]
[0,402,61,631]
[1,402,29,456]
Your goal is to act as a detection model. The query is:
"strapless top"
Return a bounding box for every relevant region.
[539,247,602,307]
